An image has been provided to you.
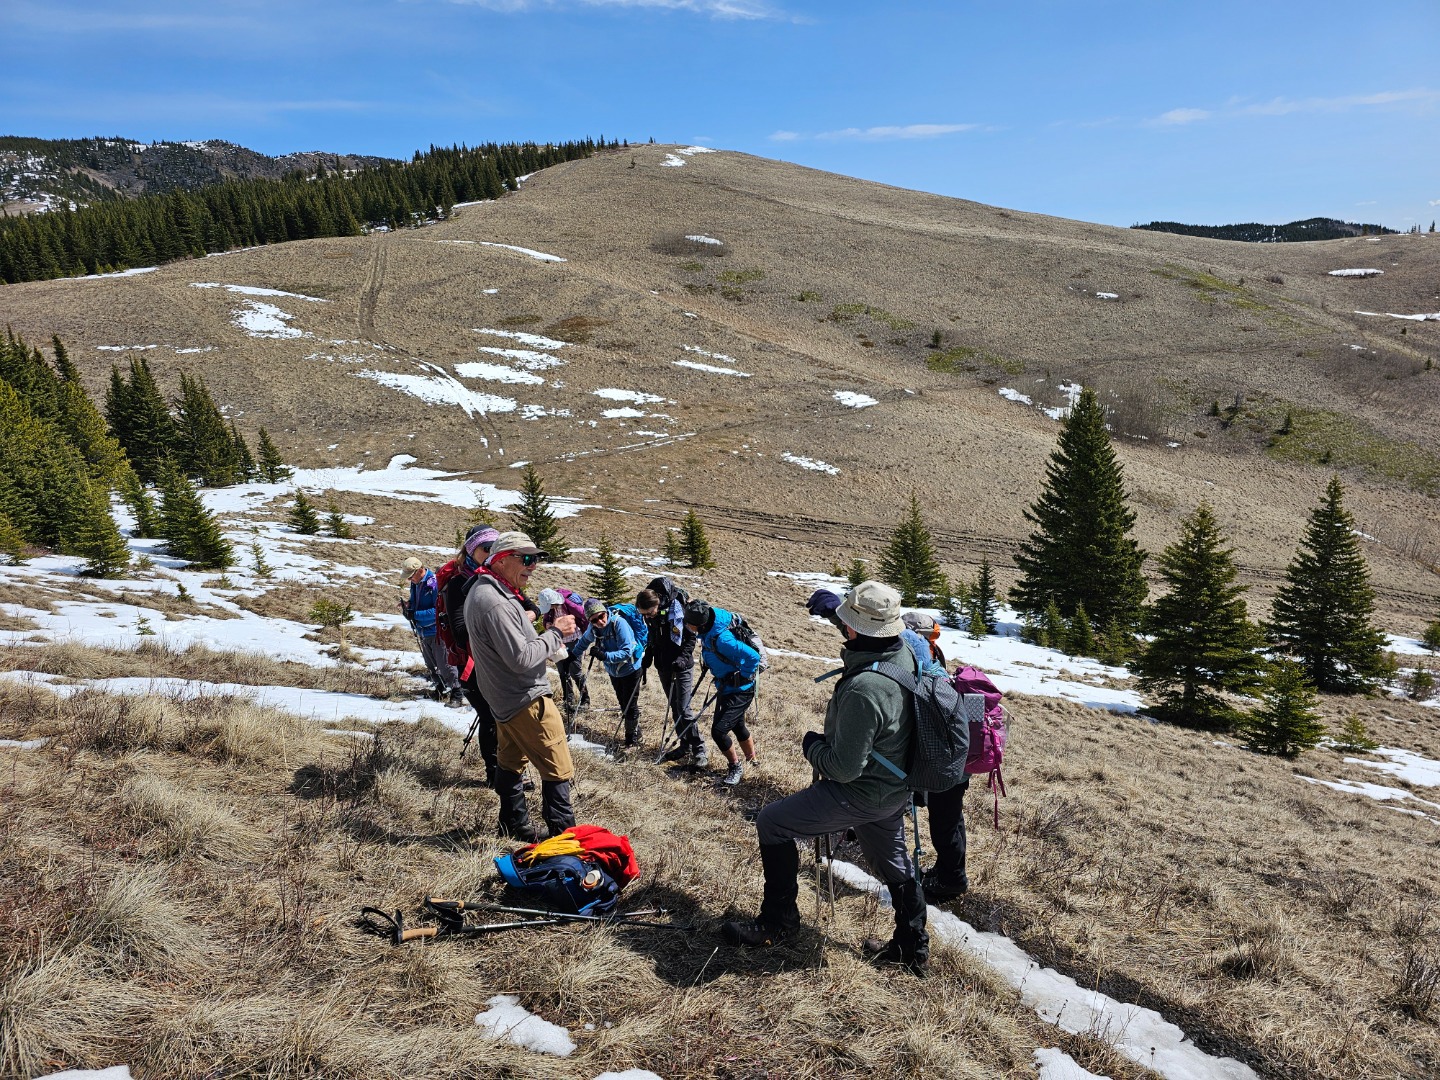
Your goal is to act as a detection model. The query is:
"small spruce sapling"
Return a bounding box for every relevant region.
[1333,714,1378,753]
[1422,620,1440,654]
[325,499,353,539]
[309,597,355,655]
[681,509,715,570]
[251,541,274,579]
[1043,598,1067,653]
[967,603,988,641]
[587,534,629,606]
[0,513,27,565]
[1239,661,1326,758]
[1407,665,1436,702]
[847,558,867,588]
[1069,602,1096,657]
[662,528,683,565]
[288,490,321,535]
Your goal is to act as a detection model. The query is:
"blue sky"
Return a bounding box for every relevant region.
[4,0,1438,229]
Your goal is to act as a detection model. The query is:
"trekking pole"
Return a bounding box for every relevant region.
[823,831,836,915]
[609,668,647,752]
[459,711,482,760]
[425,897,694,932]
[408,619,446,700]
[652,665,707,763]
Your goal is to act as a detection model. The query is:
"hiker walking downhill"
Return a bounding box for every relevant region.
[401,556,463,706]
[723,581,928,975]
[641,577,706,768]
[809,588,968,900]
[684,599,761,786]
[436,527,504,785]
[463,531,578,841]
[570,598,646,748]
[537,587,591,717]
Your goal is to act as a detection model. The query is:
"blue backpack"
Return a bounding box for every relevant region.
[610,602,649,661]
[495,852,620,916]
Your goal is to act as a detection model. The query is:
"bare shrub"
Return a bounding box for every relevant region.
[1212,916,1297,980]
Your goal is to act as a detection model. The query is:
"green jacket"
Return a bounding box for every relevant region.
[804,640,915,811]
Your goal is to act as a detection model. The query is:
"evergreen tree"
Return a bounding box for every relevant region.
[117,465,161,538]
[1268,476,1388,693]
[587,533,629,605]
[1133,504,1268,730]
[287,489,321,535]
[1098,614,1134,667]
[68,498,131,578]
[1042,598,1067,653]
[512,464,569,560]
[1423,619,1440,654]
[1333,713,1378,752]
[175,372,241,486]
[156,459,232,568]
[1238,661,1325,758]
[1069,601,1096,657]
[107,357,177,483]
[325,498,353,539]
[1010,386,1147,629]
[256,427,292,482]
[662,527,683,565]
[967,603,988,641]
[0,511,25,564]
[680,508,715,570]
[938,575,965,630]
[879,492,944,605]
[847,558,867,588]
[972,558,998,634]
[231,422,257,480]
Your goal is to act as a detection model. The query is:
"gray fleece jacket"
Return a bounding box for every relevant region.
[463,572,566,721]
[803,639,915,811]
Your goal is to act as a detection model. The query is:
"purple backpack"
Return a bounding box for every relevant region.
[951,665,1008,825]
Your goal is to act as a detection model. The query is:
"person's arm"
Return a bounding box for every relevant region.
[713,630,759,684]
[480,593,565,673]
[571,624,595,660]
[804,682,884,782]
[601,619,636,667]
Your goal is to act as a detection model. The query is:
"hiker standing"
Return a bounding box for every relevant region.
[723,581,928,974]
[463,531,577,841]
[809,589,966,900]
[641,578,706,768]
[684,599,761,786]
[438,527,502,785]
[537,587,591,717]
[402,556,463,706]
[570,598,645,748]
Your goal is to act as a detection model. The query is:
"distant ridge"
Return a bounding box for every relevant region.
[0,135,397,213]
[1132,217,1397,243]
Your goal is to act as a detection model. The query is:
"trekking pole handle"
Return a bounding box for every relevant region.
[398,925,438,942]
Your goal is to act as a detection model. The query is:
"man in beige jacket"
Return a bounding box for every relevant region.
[463,531,576,841]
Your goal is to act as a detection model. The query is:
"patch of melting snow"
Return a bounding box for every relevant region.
[674,359,752,377]
[1346,746,1440,787]
[1355,309,1440,322]
[474,994,575,1056]
[96,344,158,351]
[1299,775,1440,815]
[1328,268,1383,277]
[659,154,686,167]
[998,386,1033,405]
[355,367,516,416]
[781,453,839,475]
[33,1068,135,1080]
[592,1072,666,1080]
[472,328,567,350]
[683,311,698,318]
[454,361,544,385]
[65,267,158,280]
[685,234,723,245]
[602,407,646,418]
[191,283,327,302]
[833,390,878,408]
[1035,1048,1113,1080]
[677,146,715,155]
[476,346,566,370]
[1043,382,1085,420]
[594,388,667,404]
[233,299,307,339]
[1095,291,1119,300]
[829,860,1258,1080]
[682,344,737,364]
[0,738,47,750]
[1386,633,1434,656]
[476,240,565,263]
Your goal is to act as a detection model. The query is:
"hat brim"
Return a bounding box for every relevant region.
[494,544,542,558]
[836,601,904,638]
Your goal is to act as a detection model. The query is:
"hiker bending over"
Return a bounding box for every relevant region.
[808,589,967,900]
[463,531,577,841]
[641,578,705,769]
[401,556,463,705]
[537,587,591,717]
[724,581,928,974]
[570,598,645,748]
[437,527,504,785]
[684,599,760,787]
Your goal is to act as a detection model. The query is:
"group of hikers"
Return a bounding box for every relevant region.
[399,524,976,975]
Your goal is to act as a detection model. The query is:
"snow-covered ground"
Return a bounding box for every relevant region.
[781,453,839,476]
[833,390,878,409]
[1328,268,1383,277]
[673,359,751,377]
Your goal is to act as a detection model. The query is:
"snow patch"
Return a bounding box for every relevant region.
[474,995,575,1056]
[1355,309,1440,322]
[673,359,751,377]
[233,300,306,339]
[476,241,565,263]
[781,453,839,476]
[685,234,723,245]
[833,390,878,408]
[191,283,327,302]
[601,407,646,418]
[472,328,567,349]
[64,267,157,281]
[454,361,544,385]
[1328,268,1383,277]
[998,387,1033,406]
[477,347,566,370]
[1095,292,1120,300]
[1300,775,1440,815]
[1035,1048,1113,1080]
[593,388,667,404]
[0,738,47,750]
[33,1068,135,1080]
[659,154,686,167]
[1347,746,1440,788]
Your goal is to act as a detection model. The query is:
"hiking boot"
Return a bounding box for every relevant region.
[921,869,969,901]
[722,761,744,787]
[498,819,540,844]
[659,745,689,764]
[447,688,467,708]
[692,750,709,770]
[861,936,927,977]
[722,917,789,948]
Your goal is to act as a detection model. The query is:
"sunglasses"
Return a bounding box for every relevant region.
[514,553,540,567]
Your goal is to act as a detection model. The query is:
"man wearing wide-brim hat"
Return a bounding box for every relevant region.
[721,580,928,974]
[463,531,577,841]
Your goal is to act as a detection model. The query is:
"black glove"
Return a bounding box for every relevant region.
[912,790,929,808]
[590,647,602,662]
[802,731,824,756]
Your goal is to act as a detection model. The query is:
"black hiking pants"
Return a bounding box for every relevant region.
[461,669,498,780]
[657,664,700,750]
[610,669,642,745]
[711,689,752,751]
[555,652,589,710]
[926,776,970,886]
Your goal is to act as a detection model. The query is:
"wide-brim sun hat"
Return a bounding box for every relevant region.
[488,531,542,560]
[836,580,905,637]
[401,556,423,576]
[536,588,563,609]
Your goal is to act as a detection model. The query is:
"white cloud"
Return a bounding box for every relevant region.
[1152,107,1211,126]
[1429,199,1440,207]
[772,123,980,142]
[435,0,785,17]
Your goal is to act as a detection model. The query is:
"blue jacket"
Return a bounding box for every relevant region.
[700,608,761,693]
[571,609,643,678]
[901,628,945,676]
[408,569,439,636]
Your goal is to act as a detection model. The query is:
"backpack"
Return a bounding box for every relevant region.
[434,561,479,669]
[494,852,620,916]
[952,666,1008,823]
[863,661,970,795]
[727,611,769,673]
[552,587,590,635]
[610,602,649,658]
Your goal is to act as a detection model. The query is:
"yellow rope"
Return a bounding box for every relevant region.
[518,831,582,864]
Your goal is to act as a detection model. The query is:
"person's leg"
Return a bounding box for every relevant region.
[462,670,500,785]
[925,777,970,897]
[493,710,536,841]
[504,696,577,836]
[855,803,928,973]
[610,670,642,746]
[555,653,579,712]
[712,691,753,784]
